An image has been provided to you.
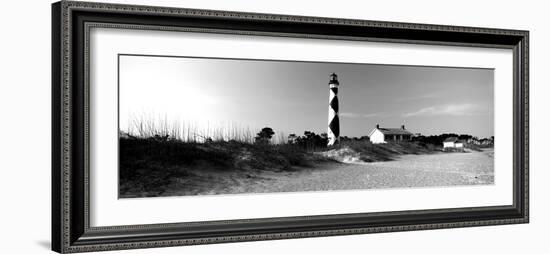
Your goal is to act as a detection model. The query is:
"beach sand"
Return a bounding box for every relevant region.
[151,148,494,197]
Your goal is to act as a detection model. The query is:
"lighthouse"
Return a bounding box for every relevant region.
[327,73,340,146]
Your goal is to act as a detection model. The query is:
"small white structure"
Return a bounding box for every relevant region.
[368,124,413,144]
[443,137,464,151]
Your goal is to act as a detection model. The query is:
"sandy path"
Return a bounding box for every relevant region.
[248,149,494,194]
[164,149,494,196]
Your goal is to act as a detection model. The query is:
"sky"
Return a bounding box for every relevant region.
[119,54,494,140]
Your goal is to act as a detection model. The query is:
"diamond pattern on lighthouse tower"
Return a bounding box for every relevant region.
[329,95,339,112]
[329,115,340,137]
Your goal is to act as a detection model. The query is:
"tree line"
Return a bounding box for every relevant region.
[412,133,494,146]
[254,127,494,148]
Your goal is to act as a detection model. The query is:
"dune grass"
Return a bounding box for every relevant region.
[124,114,290,144]
[119,134,336,197]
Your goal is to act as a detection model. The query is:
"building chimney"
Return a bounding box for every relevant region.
[401,125,405,130]
[376,124,379,129]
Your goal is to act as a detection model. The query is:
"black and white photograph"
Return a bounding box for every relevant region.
[118,55,495,198]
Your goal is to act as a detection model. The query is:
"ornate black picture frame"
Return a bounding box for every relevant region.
[52,1,529,253]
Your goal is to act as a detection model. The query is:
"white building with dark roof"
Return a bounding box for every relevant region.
[368,124,413,144]
[443,137,465,151]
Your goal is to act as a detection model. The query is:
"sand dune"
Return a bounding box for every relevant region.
[157,149,494,197]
